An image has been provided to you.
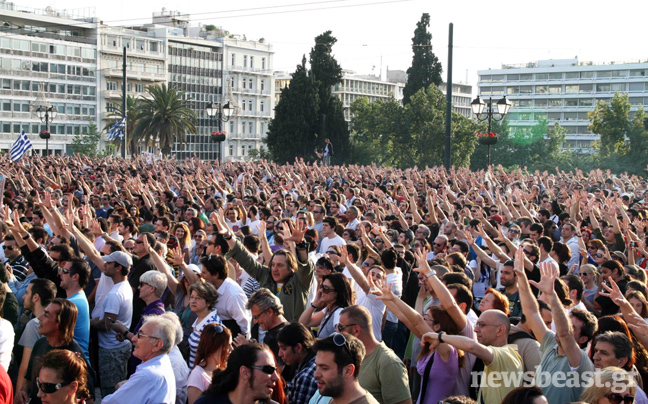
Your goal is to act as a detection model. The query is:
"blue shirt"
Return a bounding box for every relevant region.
[68,291,90,358]
[102,353,176,404]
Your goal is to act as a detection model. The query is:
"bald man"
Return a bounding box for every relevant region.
[421,310,524,404]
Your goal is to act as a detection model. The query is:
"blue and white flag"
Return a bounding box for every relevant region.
[107,118,125,141]
[10,130,32,162]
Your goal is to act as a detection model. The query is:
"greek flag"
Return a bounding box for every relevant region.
[10,130,32,162]
[107,118,125,141]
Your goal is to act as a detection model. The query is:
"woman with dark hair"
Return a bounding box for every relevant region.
[188,282,221,368]
[551,241,571,276]
[187,324,232,404]
[501,386,547,404]
[299,273,352,338]
[173,222,192,264]
[188,217,205,238]
[35,349,90,404]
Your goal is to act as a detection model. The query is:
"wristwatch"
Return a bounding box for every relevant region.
[223,232,233,240]
[438,331,445,343]
[22,233,30,240]
[425,269,436,278]
[122,330,130,339]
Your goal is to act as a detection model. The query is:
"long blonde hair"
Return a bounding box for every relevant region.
[580,367,636,404]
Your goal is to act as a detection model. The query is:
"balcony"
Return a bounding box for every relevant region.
[103,68,166,83]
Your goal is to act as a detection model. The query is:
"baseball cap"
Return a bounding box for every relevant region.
[102,251,133,268]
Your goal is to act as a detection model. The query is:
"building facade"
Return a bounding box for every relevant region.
[0,3,98,154]
[477,58,648,150]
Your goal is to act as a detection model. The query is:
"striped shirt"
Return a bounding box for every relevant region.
[188,310,221,368]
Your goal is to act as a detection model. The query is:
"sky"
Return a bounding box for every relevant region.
[21,0,648,89]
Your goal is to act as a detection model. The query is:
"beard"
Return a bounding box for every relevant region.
[319,372,345,397]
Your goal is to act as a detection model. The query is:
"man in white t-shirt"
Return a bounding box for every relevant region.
[90,251,133,397]
[318,216,346,255]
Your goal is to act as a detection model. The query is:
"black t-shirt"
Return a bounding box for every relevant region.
[596,277,628,316]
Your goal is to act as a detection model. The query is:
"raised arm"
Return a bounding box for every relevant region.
[513,247,548,343]
[421,331,494,363]
[414,249,467,330]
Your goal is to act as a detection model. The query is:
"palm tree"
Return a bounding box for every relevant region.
[105,95,142,156]
[135,84,197,156]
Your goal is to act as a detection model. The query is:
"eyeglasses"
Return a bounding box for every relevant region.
[332,332,353,357]
[1,245,13,251]
[588,246,597,250]
[249,365,277,375]
[252,309,268,321]
[139,282,152,288]
[135,240,144,244]
[433,242,444,247]
[580,272,590,277]
[59,268,72,275]
[314,210,324,214]
[523,250,533,256]
[595,253,605,258]
[320,285,335,294]
[273,209,281,212]
[604,393,634,404]
[189,295,205,301]
[475,321,502,329]
[335,323,357,332]
[194,235,204,239]
[361,261,371,267]
[508,230,520,234]
[423,316,434,323]
[326,251,339,255]
[36,377,70,394]
[136,331,159,340]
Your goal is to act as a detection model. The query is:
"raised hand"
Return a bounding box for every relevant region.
[528,261,557,295]
[372,281,395,301]
[599,276,628,308]
[420,332,441,351]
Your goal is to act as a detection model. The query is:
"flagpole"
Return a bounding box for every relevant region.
[122,46,127,159]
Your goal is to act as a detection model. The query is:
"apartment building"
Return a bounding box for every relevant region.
[477,58,648,150]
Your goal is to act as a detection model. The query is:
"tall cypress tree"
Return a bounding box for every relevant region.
[403,13,442,104]
[310,31,349,163]
[266,56,319,163]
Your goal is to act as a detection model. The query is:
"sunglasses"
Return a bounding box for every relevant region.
[1,246,13,251]
[433,243,444,247]
[59,268,72,275]
[135,240,144,244]
[249,365,277,375]
[36,377,70,394]
[523,250,533,256]
[335,323,357,332]
[595,253,604,258]
[326,251,339,256]
[320,285,334,294]
[604,393,634,404]
[332,332,353,357]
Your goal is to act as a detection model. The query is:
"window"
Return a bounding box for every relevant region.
[566,99,578,106]
[580,71,594,79]
[229,145,234,156]
[260,101,264,112]
[123,38,131,49]
[241,145,246,156]
[535,99,548,107]
[262,58,266,70]
[548,85,562,93]
[535,73,548,80]
[579,84,593,92]
[135,84,144,92]
[548,99,562,106]
[565,72,579,79]
[596,84,611,92]
[250,56,254,68]
[243,55,247,67]
[231,53,235,66]
[136,40,145,50]
[565,85,578,93]
[630,70,646,77]
[261,80,265,91]
[242,100,246,111]
[630,83,645,92]
[107,81,117,91]
[248,100,252,111]
[150,42,159,52]
[536,85,548,93]
[549,73,563,80]
[598,71,612,78]
[519,74,532,81]
[248,122,253,133]
[579,99,593,107]
[611,83,625,92]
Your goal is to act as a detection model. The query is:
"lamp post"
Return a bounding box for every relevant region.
[471,95,511,166]
[205,101,234,164]
[35,105,57,156]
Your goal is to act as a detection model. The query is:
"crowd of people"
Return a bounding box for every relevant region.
[0,155,647,404]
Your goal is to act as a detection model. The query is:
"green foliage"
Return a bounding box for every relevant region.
[267,32,349,164]
[70,121,103,157]
[589,92,631,159]
[204,24,217,31]
[349,85,476,168]
[135,84,197,156]
[247,147,271,161]
[266,56,319,163]
[403,13,442,105]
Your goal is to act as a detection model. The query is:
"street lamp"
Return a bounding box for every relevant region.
[471,95,511,166]
[205,101,235,164]
[35,105,57,156]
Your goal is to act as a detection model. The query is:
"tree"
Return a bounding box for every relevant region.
[309,31,349,163]
[266,56,319,163]
[349,85,476,168]
[70,121,103,156]
[589,92,631,159]
[135,84,197,156]
[403,13,442,105]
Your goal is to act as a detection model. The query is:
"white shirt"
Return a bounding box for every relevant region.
[169,345,189,404]
[562,235,581,270]
[385,268,403,323]
[102,354,176,404]
[0,319,14,371]
[98,280,133,349]
[91,273,114,318]
[214,278,251,337]
[318,235,346,254]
